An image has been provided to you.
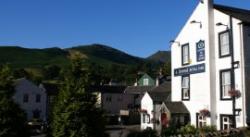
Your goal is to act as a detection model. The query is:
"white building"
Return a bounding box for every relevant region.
[13,78,47,122]
[171,0,250,130]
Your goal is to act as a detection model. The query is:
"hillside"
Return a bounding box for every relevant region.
[147,50,171,63]
[70,44,145,66]
[0,46,69,68]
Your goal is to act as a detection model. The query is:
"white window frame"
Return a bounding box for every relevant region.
[182,44,190,65]
[221,69,232,100]
[219,31,230,57]
[221,115,233,130]
[143,78,149,86]
[182,75,190,100]
[197,115,206,128]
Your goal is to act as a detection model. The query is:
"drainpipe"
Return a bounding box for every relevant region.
[229,16,236,128]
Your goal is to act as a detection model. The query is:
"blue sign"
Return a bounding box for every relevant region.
[174,63,205,76]
[196,40,205,62]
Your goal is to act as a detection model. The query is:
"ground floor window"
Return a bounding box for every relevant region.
[196,113,206,128]
[142,113,150,124]
[220,115,234,130]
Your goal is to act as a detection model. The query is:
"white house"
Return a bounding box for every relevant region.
[13,78,47,122]
[141,82,190,132]
[171,0,250,130]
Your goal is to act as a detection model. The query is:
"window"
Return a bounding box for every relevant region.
[182,75,190,100]
[196,114,206,128]
[220,69,232,100]
[220,115,234,130]
[36,94,41,103]
[33,109,40,119]
[182,44,190,65]
[23,94,29,103]
[142,113,150,124]
[143,78,149,86]
[106,96,112,102]
[219,31,230,57]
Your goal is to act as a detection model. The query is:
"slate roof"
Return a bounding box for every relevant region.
[150,81,171,93]
[148,92,171,104]
[165,102,189,114]
[214,4,250,24]
[124,86,155,94]
[87,85,127,94]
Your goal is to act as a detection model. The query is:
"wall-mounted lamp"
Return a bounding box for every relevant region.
[190,20,202,28]
[169,40,180,47]
[216,22,229,29]
[235,108,242,116]
[200,0,204,4]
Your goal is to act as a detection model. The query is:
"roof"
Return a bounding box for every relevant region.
[124,86,155,94]
[148,92,171,104]
[165,102,189,114]
[214,4,250,24]
[87,85,127,94]
[150,81,171,93]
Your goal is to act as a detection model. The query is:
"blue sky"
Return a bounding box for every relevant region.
[0,0,249,57]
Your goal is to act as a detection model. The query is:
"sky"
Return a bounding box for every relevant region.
[0,0,250,58]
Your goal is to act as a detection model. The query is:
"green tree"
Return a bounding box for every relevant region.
[51,52,106,137]
[0,65,28,137]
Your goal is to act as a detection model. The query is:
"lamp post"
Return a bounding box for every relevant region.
[216,20,236,128]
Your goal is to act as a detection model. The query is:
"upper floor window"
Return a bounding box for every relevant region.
[23,94,29,103]
[143,78,149,86]
[36,94,41,103]
[219,31,230,57]
[220,69,232,100]
[182,44,190,65]
[182,75,190,100]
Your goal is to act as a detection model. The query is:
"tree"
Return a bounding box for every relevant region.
[0,65,28,137]
[51,52,106,137]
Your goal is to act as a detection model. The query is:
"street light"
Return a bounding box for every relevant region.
[190,20,202,28]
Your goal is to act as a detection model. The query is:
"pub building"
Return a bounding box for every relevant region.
[171,0,250,130]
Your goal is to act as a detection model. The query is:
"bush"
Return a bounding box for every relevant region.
[161,126,178,137]
[199,125,216,133]
[179,124,198,135]
[127,128,158,137]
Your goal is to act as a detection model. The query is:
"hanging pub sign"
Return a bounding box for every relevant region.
[174,63,205,76]
[196,40,205,62]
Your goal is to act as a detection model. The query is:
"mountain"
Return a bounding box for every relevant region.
[0,44,148,68]
[70,44,145,66]
[0,46,69,68]
[147,50,171,63]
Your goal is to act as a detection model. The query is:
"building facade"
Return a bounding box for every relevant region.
[171,0,250,130]
[13,78,47,122]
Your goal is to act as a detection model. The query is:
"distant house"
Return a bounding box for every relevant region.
[140,82,171,131]
[137,73,155,86]
[13,78,47,122]
[140,82,189,132]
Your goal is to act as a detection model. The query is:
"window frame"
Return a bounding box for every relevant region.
[181,43,190,66]
[36,94,41,103]
[220,69,233,100]
[181,75,190,101]
[219,30,231,58]
[220,114,234,130]
[143,78,149,86]
[196,113,207,128]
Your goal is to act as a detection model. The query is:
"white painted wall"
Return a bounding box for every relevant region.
[141,92,154,130]
[171,0,248,129]
[13,78,47,121]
